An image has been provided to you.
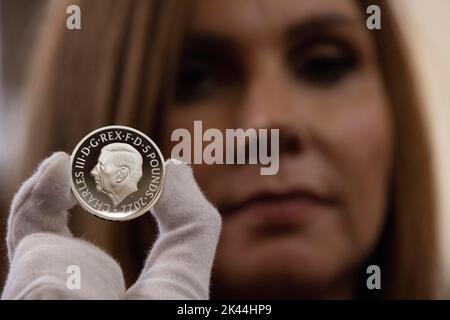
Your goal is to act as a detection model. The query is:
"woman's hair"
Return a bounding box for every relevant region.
[357,0,437,298]
[10,0,438,298]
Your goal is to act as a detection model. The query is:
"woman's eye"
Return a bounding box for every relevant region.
[174,59,235,102]
[289,41,359,86]
[175,62,216,101]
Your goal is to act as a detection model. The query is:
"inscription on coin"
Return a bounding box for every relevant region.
[70,126,165,221]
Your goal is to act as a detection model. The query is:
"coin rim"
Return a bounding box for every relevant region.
[70,125,166,221]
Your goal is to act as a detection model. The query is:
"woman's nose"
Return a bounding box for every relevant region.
[236,52,295,124]
[236,58,305,157]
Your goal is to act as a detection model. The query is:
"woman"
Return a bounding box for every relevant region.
[2,0,439,298]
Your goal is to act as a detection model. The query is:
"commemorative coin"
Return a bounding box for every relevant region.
[70,125,165,221]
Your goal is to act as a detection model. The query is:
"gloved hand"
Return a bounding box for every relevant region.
[1,152,222,300]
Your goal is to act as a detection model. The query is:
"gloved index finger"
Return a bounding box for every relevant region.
[7,152,77,261]
[126,159,222,299]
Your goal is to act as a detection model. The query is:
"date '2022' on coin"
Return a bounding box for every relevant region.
[70,125,165,221]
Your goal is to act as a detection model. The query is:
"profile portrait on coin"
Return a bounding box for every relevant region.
[90,143,143,206]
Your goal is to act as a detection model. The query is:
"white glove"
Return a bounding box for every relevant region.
[2,152,222,300]
[127,158,222,299]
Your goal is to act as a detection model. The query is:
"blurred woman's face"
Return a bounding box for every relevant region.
[162,0,393,298]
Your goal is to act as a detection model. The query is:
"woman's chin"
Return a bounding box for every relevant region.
[214,237,349,298]
[213,212,356,298]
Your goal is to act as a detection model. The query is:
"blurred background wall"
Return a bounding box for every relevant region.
[0,0,49,288]
[390,0,450,295]
[0,0,48,197]
[0,0,449,294]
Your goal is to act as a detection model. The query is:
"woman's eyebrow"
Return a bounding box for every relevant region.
[181,34,236,56]
[181,14,358,54]
[286,14,359,40]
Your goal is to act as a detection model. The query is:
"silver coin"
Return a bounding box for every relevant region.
[70,125,165,221]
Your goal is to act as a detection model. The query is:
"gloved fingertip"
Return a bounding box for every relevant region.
[165,158,185,166]
[7,152,77,262]
[163,158,193,180]
[33,152,76,209]
[151,158,221,230]
[157,158,195,207]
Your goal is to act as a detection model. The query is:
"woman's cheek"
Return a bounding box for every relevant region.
[323,96,393,258]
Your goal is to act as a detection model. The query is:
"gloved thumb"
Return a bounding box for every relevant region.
[7,152,76,262]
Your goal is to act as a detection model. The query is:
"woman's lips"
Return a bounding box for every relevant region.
[220,191,336,227]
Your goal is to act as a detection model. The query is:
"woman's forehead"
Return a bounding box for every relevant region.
[191,0,363,41]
